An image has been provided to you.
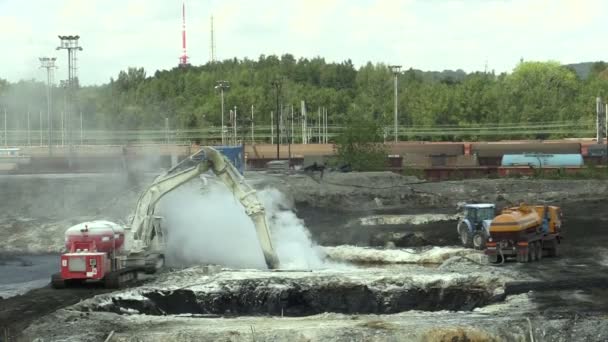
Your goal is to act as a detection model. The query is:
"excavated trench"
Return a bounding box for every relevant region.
[83,277,501,317]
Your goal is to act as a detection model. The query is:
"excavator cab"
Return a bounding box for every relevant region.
[458,203,496,249]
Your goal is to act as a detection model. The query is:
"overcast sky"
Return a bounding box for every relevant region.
[1,0,605,86]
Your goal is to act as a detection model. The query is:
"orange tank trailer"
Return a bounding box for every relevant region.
[485,204,562,263]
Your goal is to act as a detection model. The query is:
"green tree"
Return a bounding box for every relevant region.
[336,114,387,171]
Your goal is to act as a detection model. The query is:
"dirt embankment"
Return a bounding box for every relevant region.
[254,172,608,214]
[249,172,608,247]
[2,172,606,253]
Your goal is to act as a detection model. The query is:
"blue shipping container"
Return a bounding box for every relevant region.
[501,154,583,167]
[213,145,245,174]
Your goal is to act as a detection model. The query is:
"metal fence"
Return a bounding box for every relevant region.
[0,121,596,147]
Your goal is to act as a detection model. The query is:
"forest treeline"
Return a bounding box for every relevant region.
[1,55,608,141]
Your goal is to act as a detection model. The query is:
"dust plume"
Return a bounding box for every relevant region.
[158,178,328,269]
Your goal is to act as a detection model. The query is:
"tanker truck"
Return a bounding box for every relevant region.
[51,147,280,289]
[485,204,562,263]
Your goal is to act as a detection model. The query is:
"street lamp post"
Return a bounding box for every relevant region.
[272,79,282,160]
[39,57,57,155]
[389,65,402,143]
[56,35,83,148]
[215,81,229,145]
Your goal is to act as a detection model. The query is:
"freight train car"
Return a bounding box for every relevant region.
[471,142,581,166]
[388,142,465,156]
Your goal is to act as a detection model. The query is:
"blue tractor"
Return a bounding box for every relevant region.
[457,203,496,249]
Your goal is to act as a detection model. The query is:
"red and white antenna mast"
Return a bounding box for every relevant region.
[179,1,189,67]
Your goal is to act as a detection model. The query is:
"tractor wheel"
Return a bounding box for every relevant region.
[459,223,473,248]
[472,232,487,250]
[51,273,66,289]
[488,254,502,264]
[104,271,120,289]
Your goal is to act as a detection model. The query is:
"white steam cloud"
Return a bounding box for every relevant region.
[157,178,328,270]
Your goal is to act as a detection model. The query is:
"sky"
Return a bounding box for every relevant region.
[0,0,606,86]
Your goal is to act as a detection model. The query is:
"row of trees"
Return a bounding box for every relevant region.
[1,55,608,141]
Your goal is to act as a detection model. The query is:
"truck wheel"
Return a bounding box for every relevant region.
[51,273,66,289]
[529,244,537,262]
[104,272,120,289]
[472,232,486,250]
[459,224,473,248]
[536,242,543,261]
[548,239,559,257]
[517,252,527,263]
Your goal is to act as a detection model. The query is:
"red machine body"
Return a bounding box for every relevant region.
[59,221,125,281]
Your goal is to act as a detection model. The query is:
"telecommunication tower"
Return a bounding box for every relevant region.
[210,16,216,63]
[179,2,189,67]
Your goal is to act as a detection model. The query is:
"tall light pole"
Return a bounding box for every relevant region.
[57,35,82,164]
[389,65,401,143]
[215,80,229,145]
[272,79,282,160]
[39,57,57,155]
[251,104,255,145]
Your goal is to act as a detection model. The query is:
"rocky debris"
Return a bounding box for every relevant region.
[323,246,480,265]
[22,293,608,342]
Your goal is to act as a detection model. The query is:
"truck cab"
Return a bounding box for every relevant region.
[457,203,495,249]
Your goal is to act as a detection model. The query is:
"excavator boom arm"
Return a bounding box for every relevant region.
[200,147,279,269]
[128,147,280,269]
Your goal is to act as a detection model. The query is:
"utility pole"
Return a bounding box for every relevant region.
[80,111,83,145]
[325,107,328,143]
[272,79,281,159]
[301,100,307,144]
[215,80,229,144]
[597,97,606,144]
[39,57,57,154]
[3,108,6,146]
[279,104,284,144]
[389,65,402,143]
[165,117,169,144]
[39,110,43,146]
[291,105,294,145]
[323,107,327,144]
[233,105,237,145]
[27,110,30,146]
[270,111,274,145]
[61,111,64,146]
[57,35,83,168]
[251,104,254,145]
[318,107,321,143]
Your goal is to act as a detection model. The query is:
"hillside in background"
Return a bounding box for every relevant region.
[565,61,607,80]
[1,56,608,141]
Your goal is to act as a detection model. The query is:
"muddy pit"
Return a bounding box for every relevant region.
[2,172,608,341]
[81,265,504,317]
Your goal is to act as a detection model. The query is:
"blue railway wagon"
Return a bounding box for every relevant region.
[501,153,584,168]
